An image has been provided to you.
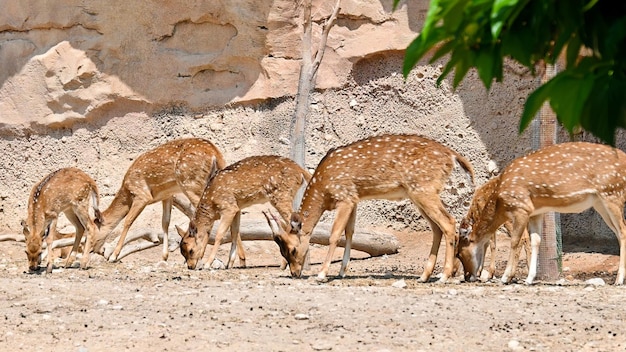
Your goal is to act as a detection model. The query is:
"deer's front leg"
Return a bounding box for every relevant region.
[338,208,357,278]
[226,211,245,268]
[161,199,173,261]
[109,202,148,262]
[501,211,531,284]
[318,202,354,281]
[205,209,238,269]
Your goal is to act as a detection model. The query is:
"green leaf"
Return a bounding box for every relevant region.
[548,73,594,131]
[403,29,447,77]
[491,0,522,38]
[476,46,496,89]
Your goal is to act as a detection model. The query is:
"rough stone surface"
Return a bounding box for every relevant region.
[0,0,624,244]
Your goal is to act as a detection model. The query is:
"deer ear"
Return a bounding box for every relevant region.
[187,221,197,238]
[289,213,302,234]
[21,220,29,235]
[175,225,186,238]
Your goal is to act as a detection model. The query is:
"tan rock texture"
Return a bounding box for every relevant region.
[0,0,621,242]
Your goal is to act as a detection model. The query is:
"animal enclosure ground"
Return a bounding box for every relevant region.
[0,228,624,351]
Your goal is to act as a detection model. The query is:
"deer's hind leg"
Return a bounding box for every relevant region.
[411,192,457,283]
[64,212,85,269]
[593,198,626,285]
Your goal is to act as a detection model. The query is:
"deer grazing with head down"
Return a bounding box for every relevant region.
[98,138,226,262]
[459,174,531,280]
[176,155,311,270]
[457,142,626,285]
[266,134,474,282]
[22,167,103,273]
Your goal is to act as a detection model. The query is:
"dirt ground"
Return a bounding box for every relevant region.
[0,225,624,352]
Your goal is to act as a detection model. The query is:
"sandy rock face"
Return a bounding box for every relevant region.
[0,0,420,130]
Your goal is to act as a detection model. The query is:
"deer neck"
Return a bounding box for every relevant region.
[193,202,219,244]
[298,190,327,237]
[99,187,133,236]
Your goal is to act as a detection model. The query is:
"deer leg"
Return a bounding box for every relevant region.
[44,222,59,273]
[413,195,457,283]
[161,199,173,261]
[501,211,530,284]
[318,201,355,281]
[593,199,626,285]
[109,202,148,262]
[480,232,497,281]
[338,208,357,278]
[65,212,86,269]
[205,209,238,269]
[73,207,98,270]
[43,219,59,273]
[227,211,245,268]
[524,216,543,285]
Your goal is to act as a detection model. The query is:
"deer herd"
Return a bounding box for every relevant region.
[19,135,626,285]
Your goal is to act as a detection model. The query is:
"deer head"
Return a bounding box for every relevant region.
[22,220,44,272]
[457,175,502,281]
[264,211,309,277]
[176,221,205,270]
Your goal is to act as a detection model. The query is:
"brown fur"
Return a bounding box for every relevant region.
[458,142,626,285]
[98,138,226,262]
[22,167,102,273]
[177,155,311,270]
[269,134,474,282]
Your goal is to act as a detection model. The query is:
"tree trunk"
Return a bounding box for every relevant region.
[89,220,399,261]
[290,0,341,209]
[537,62,560,281]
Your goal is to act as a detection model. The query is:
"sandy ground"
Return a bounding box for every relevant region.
[0,226,624,352]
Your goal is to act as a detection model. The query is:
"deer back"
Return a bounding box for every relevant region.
[299,134,473,220]
[119,138,225,199]
[25,167,99,236]
[197,155,310,215]
[498,142,626,212]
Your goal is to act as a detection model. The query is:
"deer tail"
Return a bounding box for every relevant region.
[90,188,103,228]
[453,152,475,187]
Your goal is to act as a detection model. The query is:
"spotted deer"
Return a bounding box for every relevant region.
[98,138,226,262]
[459,174,531,280]
[266,134,474,282]
[22,167,103,273]
[176,155,311,270]
[457,142,626,285]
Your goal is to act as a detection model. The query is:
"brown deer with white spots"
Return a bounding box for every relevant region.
[459,174,531,281]
[99,138,226,262]
[176,155,311,270]
[457,142,626,285]
[267,134,474,282]
[22,167,103,273]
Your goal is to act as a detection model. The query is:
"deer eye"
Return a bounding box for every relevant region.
[290,248,297,257]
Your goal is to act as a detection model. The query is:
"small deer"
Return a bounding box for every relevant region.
[459,174,531,281]
[457,142,626,285]
[98,138,226,262]
[266,134,474,282]
[176,155,311,270]
[22,167,103,273]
